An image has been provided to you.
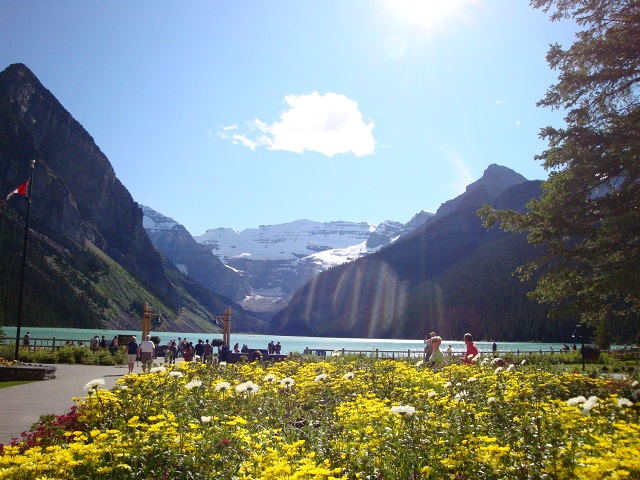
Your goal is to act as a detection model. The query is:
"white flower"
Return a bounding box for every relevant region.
[244,381,259,394]
[472,354,481,362]
[454,391,468,401]
[427,390,437,398]
[467,377,478,383]
[219,361,227,367]
[215,381,231,392]
[332,350,341,357]
[343,371,355,380]
[631,380,639,387]
[488,396,497,404]
[116,385,128,391]
[506,364,515,372]
[521,359,527,365]
[236,381,259,394]
[617,398,633,408]
[280,377,295,388]
[495,367,504,373]
[415,360,424,367]
[185,379,203,390]
[314,374,328,382]
[169,371,184,378]
[567,396,587,406]
[263,374,277,383]
[201,416,212,424]
[84,378,105,393]
[443,382,452,389]
[582,396,598,415]
[149,366,166,374]
[390,405,416,416]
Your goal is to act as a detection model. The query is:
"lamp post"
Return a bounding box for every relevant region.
[575,323,586,371]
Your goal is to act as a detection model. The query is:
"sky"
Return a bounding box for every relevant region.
[0,0,577,235]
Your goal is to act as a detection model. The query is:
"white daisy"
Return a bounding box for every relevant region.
[390,405,416,416]
[185,379,203,390]
[582,396,598,415]
[617,398,633,408]
[215,381,231,392]
[84,378,105,393]
[280,377,295,388]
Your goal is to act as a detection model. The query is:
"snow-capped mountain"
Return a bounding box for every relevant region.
[141,208,434,315]
[192,215,433,312]
[142,164,528,318]
[141,205,250,303]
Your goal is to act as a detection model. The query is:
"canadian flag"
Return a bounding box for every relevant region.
[2,181,29,203]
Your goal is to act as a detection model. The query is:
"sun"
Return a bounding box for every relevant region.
[385,0,473,30]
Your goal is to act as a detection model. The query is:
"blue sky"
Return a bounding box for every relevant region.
[1,1,576,235]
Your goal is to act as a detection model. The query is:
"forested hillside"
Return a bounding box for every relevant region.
[270,181,581,342]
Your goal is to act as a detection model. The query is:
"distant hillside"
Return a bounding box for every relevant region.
[270,172,576,342]
[0,63,264,333]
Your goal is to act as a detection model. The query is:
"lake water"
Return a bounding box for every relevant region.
[0,326,586,355]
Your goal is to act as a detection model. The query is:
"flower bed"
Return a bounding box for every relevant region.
[0,357,639,479]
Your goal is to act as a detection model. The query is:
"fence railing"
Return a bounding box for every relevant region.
[0,337,107,352]
[2,337,638,362]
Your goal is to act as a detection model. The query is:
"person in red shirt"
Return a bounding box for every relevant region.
[462,333,479,364]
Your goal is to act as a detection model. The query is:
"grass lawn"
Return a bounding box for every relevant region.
[0,380,33,389]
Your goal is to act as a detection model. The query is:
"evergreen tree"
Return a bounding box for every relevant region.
[479,0,640,330]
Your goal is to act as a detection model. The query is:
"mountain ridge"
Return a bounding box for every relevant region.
[0,63,263,333]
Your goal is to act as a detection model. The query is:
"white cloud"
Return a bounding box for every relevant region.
[232,134,258,150]
[221,92,375,157]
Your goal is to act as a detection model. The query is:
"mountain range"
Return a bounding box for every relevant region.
[0,62,574,341]
[143,207,435,316]
[0,63,264,333]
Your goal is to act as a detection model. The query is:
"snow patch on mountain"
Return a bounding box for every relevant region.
[195,219,378,263]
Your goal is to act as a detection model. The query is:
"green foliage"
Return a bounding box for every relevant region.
[593,318,613,350]
[0,344,124,365]
[0,209,102,329]
[479,0,640,331]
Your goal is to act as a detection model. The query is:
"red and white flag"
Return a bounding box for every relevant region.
[1,181,29,204]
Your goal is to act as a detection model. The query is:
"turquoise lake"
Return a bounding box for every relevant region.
[1,326,587,355]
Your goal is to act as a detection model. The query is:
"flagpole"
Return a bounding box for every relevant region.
[14,160,36,361]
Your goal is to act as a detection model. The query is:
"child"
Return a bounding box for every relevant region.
[429,336,444,365]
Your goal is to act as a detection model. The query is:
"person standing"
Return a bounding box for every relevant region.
[429,336,444,365]
[126,336,139,374]
[109,336,119,355]
[139,335,156,372]
[203,339,213,363]
[424,332,436,358]
[462,333,479,364]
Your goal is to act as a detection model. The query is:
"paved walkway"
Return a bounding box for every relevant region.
[0,363,131,445]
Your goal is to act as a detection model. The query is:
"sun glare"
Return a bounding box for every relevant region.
[386,0,473,30]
